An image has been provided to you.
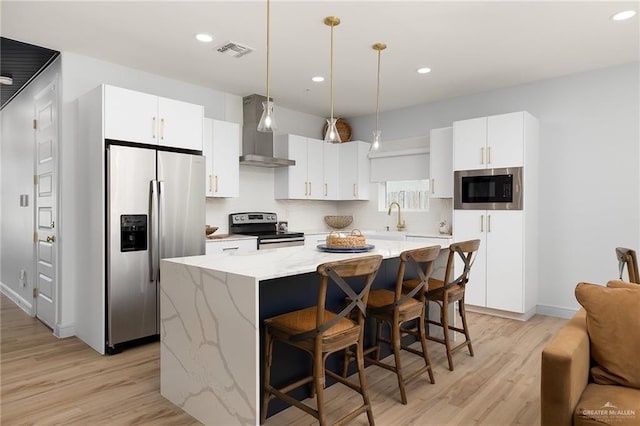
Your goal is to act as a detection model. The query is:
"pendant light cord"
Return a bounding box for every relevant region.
[330,22,334,122]
[376,48,381,133]
[266,0,271,103]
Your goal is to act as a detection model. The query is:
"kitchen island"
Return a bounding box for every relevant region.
[159,238,451,426]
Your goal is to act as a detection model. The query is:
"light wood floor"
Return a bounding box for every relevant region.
[1,294,566,425]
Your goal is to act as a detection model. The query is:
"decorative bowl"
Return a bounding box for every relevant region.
[324,215,353,230]
[205,225,219,236]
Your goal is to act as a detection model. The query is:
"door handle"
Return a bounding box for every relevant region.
[480,147,485,164]
[152,117,157,139]
[308,181,311,195]
[46,235,55,243]
[431,178,435,194]
[353,184,357,197]
[150,180,159,282]
[215,175,219,193]
[488,214,492,232]
[160,118,165,140]
[480,214,484,233]
[487,146,492,164]
[209,175,213,193]
[324,183,328,197]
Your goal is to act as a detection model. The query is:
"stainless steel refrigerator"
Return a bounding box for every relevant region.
[106,143,205,352]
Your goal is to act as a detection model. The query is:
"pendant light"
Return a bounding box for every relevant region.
[324,16,341,143]
[370,42,386,153]
[257,0,277,132]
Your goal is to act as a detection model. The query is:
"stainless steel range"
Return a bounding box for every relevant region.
[229,212,304,249]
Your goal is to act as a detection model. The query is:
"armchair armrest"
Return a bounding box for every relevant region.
[541,309,590,426]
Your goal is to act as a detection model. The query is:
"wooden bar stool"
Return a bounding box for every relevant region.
[343,246,441,405]
[261,255,383,426]
[403,239,480,371]
[616,247,639,283]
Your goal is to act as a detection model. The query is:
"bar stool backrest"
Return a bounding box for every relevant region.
[438,239,481,295]
[290,255,383,342]
[616,247,639,284]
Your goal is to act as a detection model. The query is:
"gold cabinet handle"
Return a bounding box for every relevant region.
[209,175,213,193]
[487,146,492,164]
[488,214,492,232]
[480,146,485,164]
[152,117,157,139]
[353,183,356,197]
[160,118,165,140]
[480,214,484,233]
[215,175,219,193]
[324,183,328,197]
[46,235,56,243]
[304,182,308,196]
[431,178,435,194]
[308,181,311,195]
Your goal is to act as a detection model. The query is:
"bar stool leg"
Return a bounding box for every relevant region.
[374,320,383,361]
[459,299,474,356]
[356,340,375,426]
[441,295,454,371]
[418,309,435,384]
[261,328,273,424]
[391,318,408,405]
[313,347,327,426]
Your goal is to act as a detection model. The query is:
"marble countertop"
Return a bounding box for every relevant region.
[164,238,447,281]
[205,234,257,242]
[300,229,452,239]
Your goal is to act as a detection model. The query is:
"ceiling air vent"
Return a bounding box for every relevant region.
[215,41,254,58]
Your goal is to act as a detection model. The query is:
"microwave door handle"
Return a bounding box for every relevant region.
[150,180,159,282]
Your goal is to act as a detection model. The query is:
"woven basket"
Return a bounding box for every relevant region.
[322,118,352,142]
[326,229,366,248]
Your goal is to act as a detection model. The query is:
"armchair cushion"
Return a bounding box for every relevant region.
[574,282,640,389]
[574,383,640,425]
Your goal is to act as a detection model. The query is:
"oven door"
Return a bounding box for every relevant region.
[259,237,305,249]
[454,167,523,210]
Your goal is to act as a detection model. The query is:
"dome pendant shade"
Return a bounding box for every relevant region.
[257,101,277,132]
[325,118,342,143]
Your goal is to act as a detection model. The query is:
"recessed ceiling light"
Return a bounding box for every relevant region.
[195,33,214,43]
[312,76,325,82]
[611,10,636,21]
[417,67,431,74]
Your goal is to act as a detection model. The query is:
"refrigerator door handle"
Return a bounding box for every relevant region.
[158,180,165,279]
[150,180,159,282]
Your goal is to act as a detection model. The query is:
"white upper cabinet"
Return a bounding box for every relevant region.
[275,136,370,201]
[323,143,340,200]
[157,97,204,151]
[338,141,370,200]
[274,135,324,200]
[453,112,525,171]
[429,127,453,198]
[104,85,203,151]
[204,118,239,198]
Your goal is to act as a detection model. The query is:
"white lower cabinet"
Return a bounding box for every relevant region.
[205,238,257,255]
[454,210,529,314]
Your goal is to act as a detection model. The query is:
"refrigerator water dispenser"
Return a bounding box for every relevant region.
[120,215,147,252]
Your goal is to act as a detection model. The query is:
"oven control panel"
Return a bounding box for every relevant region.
[230,212,277,225]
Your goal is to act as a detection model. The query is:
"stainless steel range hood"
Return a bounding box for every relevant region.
[240,94,295,167]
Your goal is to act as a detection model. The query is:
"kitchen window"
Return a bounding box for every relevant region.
[379,179,430,212]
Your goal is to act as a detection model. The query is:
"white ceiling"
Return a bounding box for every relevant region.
[2,1,638,117]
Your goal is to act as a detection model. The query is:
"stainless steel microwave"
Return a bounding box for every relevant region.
[454,167,523,210]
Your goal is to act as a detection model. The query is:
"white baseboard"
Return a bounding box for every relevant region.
[536,304,578,319]
[0,281,34,316]
[54,322,76,338]
[465,304,536,321]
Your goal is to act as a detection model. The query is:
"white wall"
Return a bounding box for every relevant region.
[0,58,61,314]
[349,63,640,315]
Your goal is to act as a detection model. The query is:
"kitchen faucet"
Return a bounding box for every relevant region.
[387,201,405,231]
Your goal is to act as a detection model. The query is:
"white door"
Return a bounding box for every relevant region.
[158,97,203,151]
[203,118,215,196]
[323,143,340,200]
[104,85,158,145]
[453,209,487,307]
[287,135,309,199]
[211,120,239,197]
[430,127,453,198]
[34,80,58,329]
[487,112,524,168]
[486,210,524,312]
[306,138,324,199]
[453,117,487,171]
